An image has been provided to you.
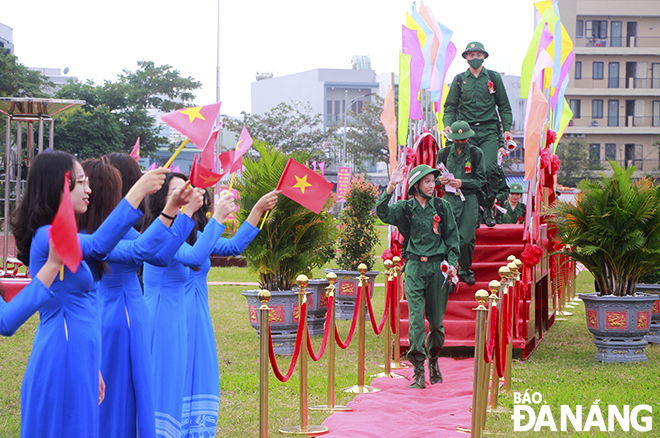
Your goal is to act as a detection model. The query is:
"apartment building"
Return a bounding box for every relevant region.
[560,0,660,171]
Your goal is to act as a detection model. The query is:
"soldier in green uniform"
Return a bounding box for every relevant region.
[376,163,460,389]
[443,41,513,226]
[497,182,526,224]
[437,120,486,286]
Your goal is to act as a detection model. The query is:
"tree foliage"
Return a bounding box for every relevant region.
[53,107,125,159]
[345,95,390,173]
[54,61,201,159]
[336,174,380,271]
[223,102,336,156]
[551,160,660,296]
[0,51,54,98]
[555,138,602,186]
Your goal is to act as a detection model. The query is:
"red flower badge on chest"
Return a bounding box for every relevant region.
[465,160,472,174]
[487,80,495,94]
[433,214,441,235]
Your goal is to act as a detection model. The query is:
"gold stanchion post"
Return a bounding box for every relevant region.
[480,280,500,428]
[464,289,489,438]
[280,275,329,436]
[375,260,406,379]
[259,290,271,438]
[310,273,352,412]
[344,264,380,394]
[390,256,412,370]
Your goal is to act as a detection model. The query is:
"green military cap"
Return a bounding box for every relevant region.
[509,182,524,193]
[407,164,440,195]
[446,120,475,141]
[462,41,489,59]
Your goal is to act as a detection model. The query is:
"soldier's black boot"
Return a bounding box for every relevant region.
[429,358,443,384]
[408,363,426,389]
[484,206,496,227]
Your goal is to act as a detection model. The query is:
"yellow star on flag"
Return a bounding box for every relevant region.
[180,106,206,123]
[292,174,313,194]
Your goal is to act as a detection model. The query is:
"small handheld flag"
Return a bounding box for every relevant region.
[276,159,333,214]
[49,171,82,274]
[129,137,140,162]
[190,154,223,189]
[160,102,222,149]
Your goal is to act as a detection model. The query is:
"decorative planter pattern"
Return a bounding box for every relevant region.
[635,284,660,344]
[324,269,379,320]
[242,278,329,356]
[579,292,657,363]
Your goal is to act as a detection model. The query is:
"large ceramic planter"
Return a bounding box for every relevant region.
[579,292,657,363]
[242,278,329,356]
[324,269,379,320]
[635,284,660,344]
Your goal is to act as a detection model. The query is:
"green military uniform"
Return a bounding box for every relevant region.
[437,121,486,283]
[376,165,460,387]
[443,42,513,224]
[497,201,526,224]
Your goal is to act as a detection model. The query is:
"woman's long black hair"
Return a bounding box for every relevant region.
[142,172,188,232]
[10,151,76,265]
[103,152,145,230]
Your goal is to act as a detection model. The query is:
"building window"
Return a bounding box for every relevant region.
[326,100,333,115]
[608,62,619,88]
[652,63,660,89]
[575,61,582,80]
[589,20,608,39]
[590,144,600,163]
[570,99,581,118]
[592,100,603,119]
[576,20,584,38]
[593,62,604,80]
[605,143,617,160]
[611,21,622,47]
[653,101,660,127]
[608,100,619,126]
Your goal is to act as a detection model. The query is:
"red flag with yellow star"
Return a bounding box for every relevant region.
[276,158,333,214]
[49,171,82,273]
[160,102,222,149]
[190,154,223,189]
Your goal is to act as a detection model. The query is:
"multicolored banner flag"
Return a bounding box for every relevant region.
[276,158,333,214]
[49,171,82,273]
[160,102,222,149]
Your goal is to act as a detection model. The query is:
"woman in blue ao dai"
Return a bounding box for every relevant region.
[181,190,279,437]
[79,159,198,438]
[9,151,167,438]
[142,174,235,438]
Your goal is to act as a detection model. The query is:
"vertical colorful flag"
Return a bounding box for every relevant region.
[190,154,223,189]
[380,84,398,175]
[524,84,549,181]
[520,8,559,99]
[402,25,424,120]
[129,137,140,163]
[553,98,573,153]
[49,171,82,273]
[408,8,434,89]
[160,102,222,149]
[276,158,334,214]
[398,52,412,146]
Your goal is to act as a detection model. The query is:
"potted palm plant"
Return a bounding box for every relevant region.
[635,264,660,343]
[237,142,336,354]
[330,174,380,319]
[551,160,660,362]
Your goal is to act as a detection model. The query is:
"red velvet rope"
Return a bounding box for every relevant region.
[334,284,363,349]
[484,305,499,364]
[507,285,513,344]
[513,281,520,339]
[365,282,391,335]
[268,302,307,382]
[390,278,397,334]
[496,294,507,378]
[306,296,333,361]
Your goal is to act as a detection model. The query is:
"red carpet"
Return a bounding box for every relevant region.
[322,357,474,437]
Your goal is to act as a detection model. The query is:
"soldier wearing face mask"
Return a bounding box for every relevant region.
[443,42,513,228]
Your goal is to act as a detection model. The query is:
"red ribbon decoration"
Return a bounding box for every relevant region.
[433,214,441,235]
[521,243,543,267]
[268,302,307,382]
[334,284,363,349]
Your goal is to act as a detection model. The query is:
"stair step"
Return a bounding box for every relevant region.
[475,224,524,245]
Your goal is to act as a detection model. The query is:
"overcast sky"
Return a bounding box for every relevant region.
[4,0,541,116]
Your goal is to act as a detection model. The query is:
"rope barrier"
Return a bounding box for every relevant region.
[365,281,391,335]
[334,284,363,349]
[496,292,507,379]
[389,277,397,334]
[484,305,498,364]
[306,296,334,361]
[268,302,307,382]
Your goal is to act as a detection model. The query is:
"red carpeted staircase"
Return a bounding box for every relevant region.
[399,224,525,351]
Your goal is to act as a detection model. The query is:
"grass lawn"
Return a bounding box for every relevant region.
[2,235,659,436]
